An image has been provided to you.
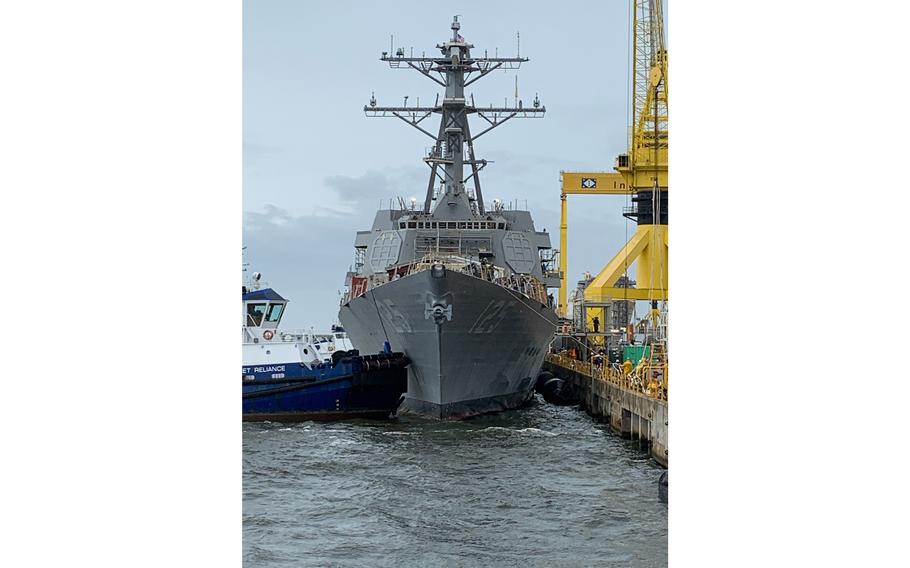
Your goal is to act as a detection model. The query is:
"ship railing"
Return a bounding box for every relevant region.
[344,253,552,307]
[382,253,550,305]
[492,273,549,306]
[277,332,306,342]
[544,352,668,402]
[375,253,501,287]
[278,329,320,342]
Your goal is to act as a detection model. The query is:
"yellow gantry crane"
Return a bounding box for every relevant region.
[557,0,668,319]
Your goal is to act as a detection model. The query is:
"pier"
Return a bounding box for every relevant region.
[542,353,668,467]
[545,0,668,470]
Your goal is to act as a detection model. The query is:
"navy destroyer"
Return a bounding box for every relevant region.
[339,17,561,419]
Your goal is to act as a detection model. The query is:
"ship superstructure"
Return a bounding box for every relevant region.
[339,18,561,419]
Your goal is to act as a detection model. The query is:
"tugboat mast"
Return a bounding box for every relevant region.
[366,16,545,218]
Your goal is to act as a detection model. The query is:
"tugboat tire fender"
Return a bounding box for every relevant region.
[331,350,349,366]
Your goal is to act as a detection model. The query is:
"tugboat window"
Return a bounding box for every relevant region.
[247,303,267,326]
[266,303,284,322]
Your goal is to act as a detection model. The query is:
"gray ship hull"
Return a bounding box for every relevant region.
[339,269,558,419]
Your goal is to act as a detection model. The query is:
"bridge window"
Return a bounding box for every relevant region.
[266,303,284,322]
[247,303,266,326]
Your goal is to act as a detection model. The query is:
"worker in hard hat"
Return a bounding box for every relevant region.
[622,359,633,375]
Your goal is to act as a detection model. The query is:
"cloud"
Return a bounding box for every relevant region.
[324,168,427,208]
[324,171,391,202]
[243,205,356,330]
[484,149,591,175]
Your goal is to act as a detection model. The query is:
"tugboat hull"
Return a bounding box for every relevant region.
[242,354,408,421]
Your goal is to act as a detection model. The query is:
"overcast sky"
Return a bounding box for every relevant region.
[244,0,661,330]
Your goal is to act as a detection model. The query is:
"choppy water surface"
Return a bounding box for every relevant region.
[243,398,667,567]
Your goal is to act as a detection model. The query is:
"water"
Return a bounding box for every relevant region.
[243,398,667,567]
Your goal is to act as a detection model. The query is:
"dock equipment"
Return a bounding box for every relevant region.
[546,2,669,466]
[557,0,668,315]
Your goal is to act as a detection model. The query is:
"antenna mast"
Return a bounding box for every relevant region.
[366,16,545,217]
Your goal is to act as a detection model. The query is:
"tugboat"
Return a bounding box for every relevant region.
[242,273,409,421]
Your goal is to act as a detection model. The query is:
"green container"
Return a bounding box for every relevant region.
[622,345,651,364]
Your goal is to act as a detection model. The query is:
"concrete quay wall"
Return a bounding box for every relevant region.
[542,361,668,468]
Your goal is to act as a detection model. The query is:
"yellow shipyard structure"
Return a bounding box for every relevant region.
[547,0,668,466]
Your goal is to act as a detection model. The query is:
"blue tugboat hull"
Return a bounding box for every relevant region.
[242,353,409,421]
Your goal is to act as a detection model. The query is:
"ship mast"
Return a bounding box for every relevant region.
[366,16,545,218]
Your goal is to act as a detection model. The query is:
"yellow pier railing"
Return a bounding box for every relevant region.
[545,353,668,402]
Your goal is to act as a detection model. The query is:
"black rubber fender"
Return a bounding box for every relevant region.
[331,350,348,366]
[540,377,565,403]
[540,377,582,406]
[535,371,554,391]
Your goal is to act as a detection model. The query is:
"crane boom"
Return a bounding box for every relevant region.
[617,0,668,190]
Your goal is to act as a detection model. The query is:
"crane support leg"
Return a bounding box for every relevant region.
[558,193,568,317]
[583,224,668,303]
